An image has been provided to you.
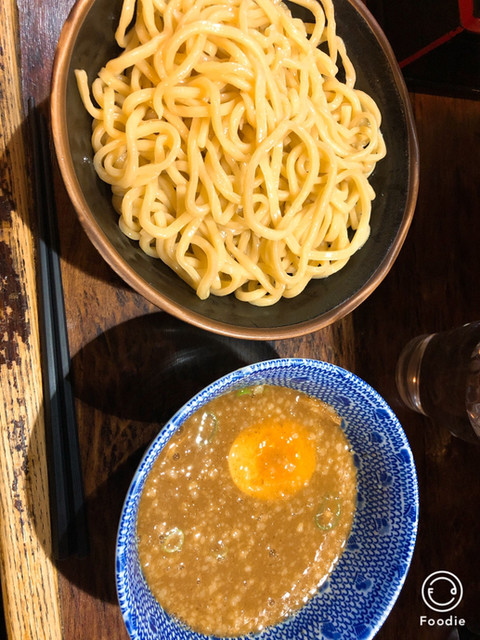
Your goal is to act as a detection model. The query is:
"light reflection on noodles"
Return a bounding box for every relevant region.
[76,0,386,306]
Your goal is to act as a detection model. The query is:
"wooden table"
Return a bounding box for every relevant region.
[1,0,480,638]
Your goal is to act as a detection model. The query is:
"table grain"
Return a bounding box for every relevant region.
[1,0,480,638]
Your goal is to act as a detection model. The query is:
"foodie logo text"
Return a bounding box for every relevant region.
[420,571,465,629]
[421,571,463,612]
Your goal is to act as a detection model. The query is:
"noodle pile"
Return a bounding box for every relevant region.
[76,0,386,306]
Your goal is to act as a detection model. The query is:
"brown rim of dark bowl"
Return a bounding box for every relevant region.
[50,0,419,341]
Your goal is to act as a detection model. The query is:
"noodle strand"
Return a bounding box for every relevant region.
[76,0,386,306]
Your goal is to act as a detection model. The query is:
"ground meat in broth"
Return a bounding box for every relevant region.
[137,384,357,636]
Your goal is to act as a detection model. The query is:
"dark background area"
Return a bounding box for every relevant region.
[366,0,480,100]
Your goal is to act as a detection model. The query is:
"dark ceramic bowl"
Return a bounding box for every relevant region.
[51,0,419,340]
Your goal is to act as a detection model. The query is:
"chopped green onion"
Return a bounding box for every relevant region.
[314,496,341,531]
[236,387,252,396]
[161,527,184,553]
[196,412,218,446]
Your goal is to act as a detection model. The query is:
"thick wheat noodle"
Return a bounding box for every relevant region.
[76,0,386,306]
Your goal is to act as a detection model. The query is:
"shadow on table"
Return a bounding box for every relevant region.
[26,312,278,610]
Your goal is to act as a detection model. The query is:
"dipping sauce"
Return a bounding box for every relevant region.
[137,384,357,636]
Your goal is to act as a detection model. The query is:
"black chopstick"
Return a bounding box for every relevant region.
[28,97,89,559]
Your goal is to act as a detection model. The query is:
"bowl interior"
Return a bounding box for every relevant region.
[53,0,418,338]
[116,359,418,640]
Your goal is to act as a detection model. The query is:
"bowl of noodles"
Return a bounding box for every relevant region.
[116,357,419,639]
[51,0,419,339]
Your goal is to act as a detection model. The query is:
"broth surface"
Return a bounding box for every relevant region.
[137,384,356,636]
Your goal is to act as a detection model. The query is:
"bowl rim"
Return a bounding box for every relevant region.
[50,0,419,341]
[115,357,419,640]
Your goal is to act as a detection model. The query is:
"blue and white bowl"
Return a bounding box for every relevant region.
[116,358,419,640]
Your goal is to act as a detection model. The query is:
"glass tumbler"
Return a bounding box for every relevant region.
[395,321,480,443]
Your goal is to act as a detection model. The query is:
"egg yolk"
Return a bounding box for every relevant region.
[227,418,316,500]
